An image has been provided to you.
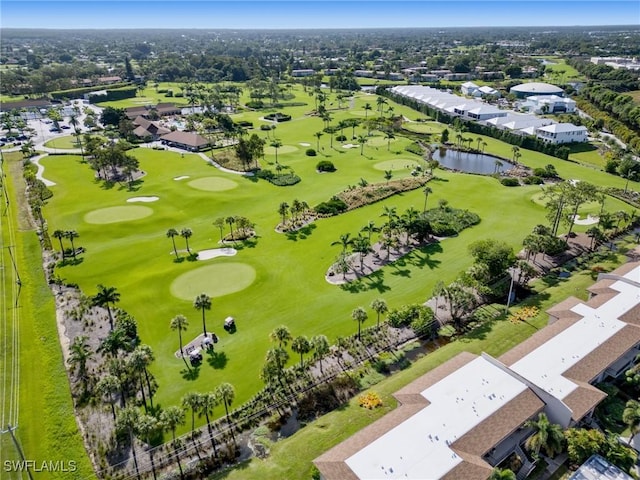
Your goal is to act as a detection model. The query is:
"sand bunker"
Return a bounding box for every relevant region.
[197,248,237,260]
[299,142,311,147]
[342,143,359,149]
[174,175,190,181]
[127,196,159,203]
[572,214,599,225]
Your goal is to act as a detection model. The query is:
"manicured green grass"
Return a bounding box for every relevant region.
[213,248,628,480]
[1,152,92,478]
[38,86,638,438]
[541,58,585,83]
[94,82,192,109]
[569,143,606,169]
[187,177,239,191]
[44,135,80,150]
[170,263,257,300]
[84,205,154,224]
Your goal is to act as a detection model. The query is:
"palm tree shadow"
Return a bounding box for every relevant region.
[339,280,369,293]
[181,365,200,381]
[206,350,228,370]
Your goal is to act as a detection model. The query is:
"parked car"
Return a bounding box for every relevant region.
[49,127,61,133]
[61,125,71,130]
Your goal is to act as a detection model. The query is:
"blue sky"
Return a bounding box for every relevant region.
[1,1,638,29]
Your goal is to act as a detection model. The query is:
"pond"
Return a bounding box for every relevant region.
[433,147,513,174]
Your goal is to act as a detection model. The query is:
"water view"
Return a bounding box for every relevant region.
[434,148,513,174]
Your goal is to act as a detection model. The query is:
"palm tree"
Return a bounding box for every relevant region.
[225,216,236,241]
[360,221,379,242]
[314,131,323,151]
[128,346,153,412]
[68,335,92,384]
[523,412,564,458]
[385,131,395,151]
[357,134,367,155]
[213,217,226,244]
[511,145,520,162]
[116,406,142,480]
[52,229,66,256]
[269,325,292,347]
[475,137,483,152]
[160,405,186,480]
[489,468,516,480]
[216,382,237,446]
[170,314,190,370]
[181,391,204,460]
[352,306,368,340]
[198,391,220,458]
[270,139,282,164]
[311,335,330,374]
[370,298,388,330]
[180,227,193,254]
[278,202,289,226]
[65,230,80,260]
[352,235,371,271]
[363,102,372,119]
[194,293,212,338]
[291,336,311,367]
[422,186,433,213]
[384,169,393,184]
[166,228,180,259]
[376,96,388,116]
[482,141,487,154]
[623,399,640,443]
[331,233,354,254]
[92,284,120,331]
[96,374,121,420]
[136,414,161,480]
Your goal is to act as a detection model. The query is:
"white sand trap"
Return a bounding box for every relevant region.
[572,214,599,225]
[342,143,359,149]
[174,175,190,181]
[197,248,237,260]
[299,142,311,147]
[127,196,159,203]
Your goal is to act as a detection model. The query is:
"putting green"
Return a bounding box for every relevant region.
[367,136,396,147]
[373,159,420,171]
[84,206,153,224]
[187,177,238,191]
[265,145,298,155]
[170,263,256,300]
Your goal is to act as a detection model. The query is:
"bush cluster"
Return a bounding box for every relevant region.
[256,169,301,186]
[501,177,520,187]
[423,206,480,237]
[314,197,348,215]
[305,148,317,157]
[263,112,292,122]
[522,175,544,185]
[315,160,336,171]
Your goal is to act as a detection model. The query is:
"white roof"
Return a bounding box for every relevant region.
[467,105,503,115]
[511,82,564,94]
[537,123,588,134]
[345,356,528,480]
[461,81,479,89]
[478,86,498,94]
[511,265,640,401]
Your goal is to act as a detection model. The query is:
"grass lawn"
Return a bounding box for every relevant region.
[568,142,606,169]
[1,152,92,478]
[44,134,82,150]
[212,247,629,480]
[541,58,585,84]
[33,84,640,443]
